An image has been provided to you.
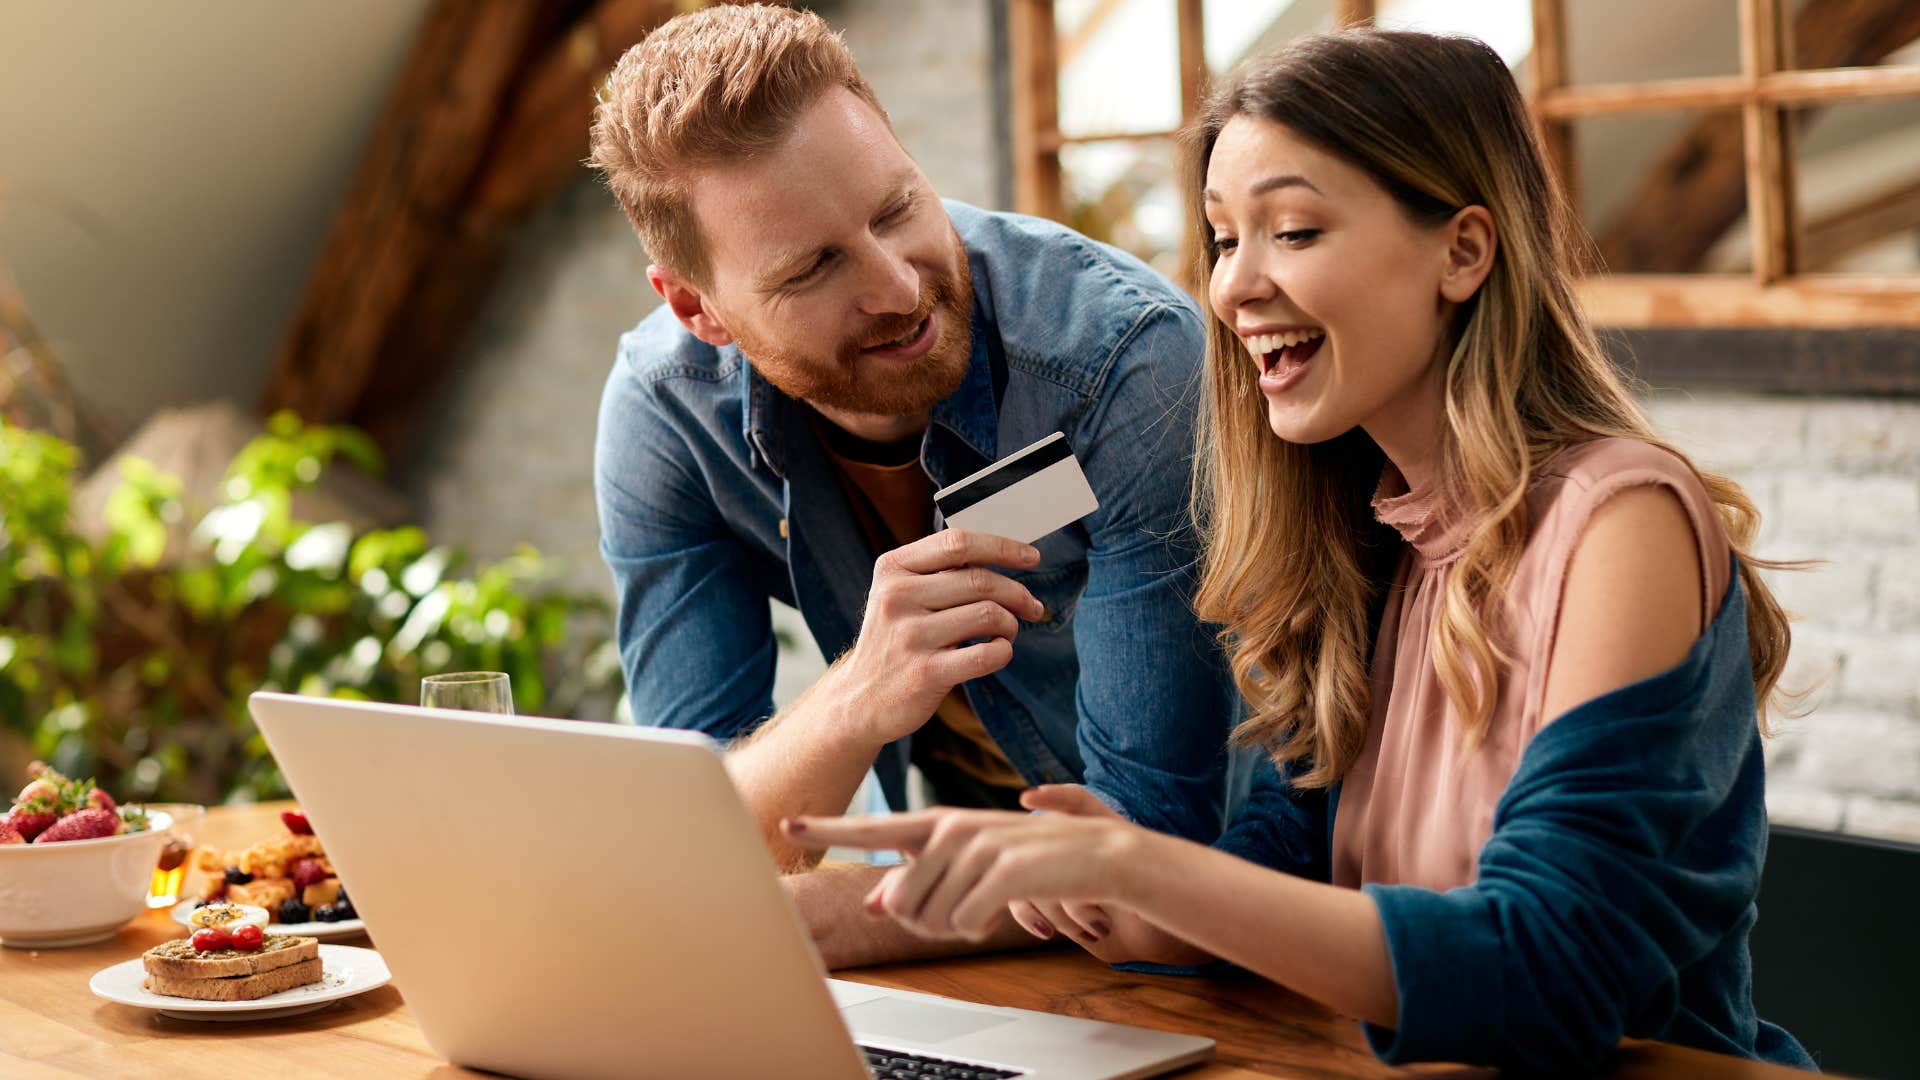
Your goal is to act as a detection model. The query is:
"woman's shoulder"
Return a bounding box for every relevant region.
[1537,436,1702,496]
[1526,437,1718,542]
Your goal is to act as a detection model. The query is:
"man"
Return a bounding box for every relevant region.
[588,4,1237,967]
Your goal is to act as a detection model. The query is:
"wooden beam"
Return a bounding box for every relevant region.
[1740,0,1793,282]
[1591,0,1920,275]
[1578,274,1920,328]
[347,0,694,451]
[1537,66,1920,117]
[1527,0,1578,221]
[259,0,556,429]
[1176,0,1206,287]
[1800,176,1920,271]
[260,0,702,453]
[1010,0,1066,221]
[1057,0,1124,69]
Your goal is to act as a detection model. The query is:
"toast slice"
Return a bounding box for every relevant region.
[144,957,323,1001]
[142,934,319,980]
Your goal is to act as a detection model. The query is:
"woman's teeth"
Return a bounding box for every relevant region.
[1244,328,1324,363]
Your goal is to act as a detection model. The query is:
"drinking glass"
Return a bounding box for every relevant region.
[420,671,515,714]
[144,803,206,908]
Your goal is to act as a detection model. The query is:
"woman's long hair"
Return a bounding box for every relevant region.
[1186,30,1797,787]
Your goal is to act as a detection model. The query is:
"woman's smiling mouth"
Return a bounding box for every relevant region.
[1243,327,1325,392]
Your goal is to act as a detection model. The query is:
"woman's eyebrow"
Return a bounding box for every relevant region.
[1202,174,1325,202]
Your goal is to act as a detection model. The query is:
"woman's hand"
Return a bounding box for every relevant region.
[1010,785,1213,966]
[781,804,1146,942]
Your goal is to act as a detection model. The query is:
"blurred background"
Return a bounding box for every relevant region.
[0,0,1915,844]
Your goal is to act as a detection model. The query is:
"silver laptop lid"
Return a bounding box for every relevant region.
[248,691,869,1080]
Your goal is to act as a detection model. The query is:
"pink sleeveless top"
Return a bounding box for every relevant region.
[1329,438,1732,891]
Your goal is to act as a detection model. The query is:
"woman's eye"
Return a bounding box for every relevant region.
[1277,229,1322,246]
[1208,236,1238,254]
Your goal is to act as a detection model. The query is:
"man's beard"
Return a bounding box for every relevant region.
[734,234,975,418]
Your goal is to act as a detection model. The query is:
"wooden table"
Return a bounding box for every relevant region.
[0,804,1817,1079]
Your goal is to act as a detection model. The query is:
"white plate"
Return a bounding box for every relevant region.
[90,942,391,1021]
[170,898,366,940]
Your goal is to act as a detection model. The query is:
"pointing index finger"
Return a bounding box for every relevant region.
[781,814,937,854]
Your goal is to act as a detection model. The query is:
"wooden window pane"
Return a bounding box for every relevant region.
[1056,0,1182,138]
[1780,0,1920,74]
[1791,97,1920,274]
[1566,2,1742,83]
[1577,109,1752,274]
[1060,139,1185,279]
[1371,1,1532,67]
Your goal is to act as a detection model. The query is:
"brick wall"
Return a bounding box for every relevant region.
[1647,391,1920,843]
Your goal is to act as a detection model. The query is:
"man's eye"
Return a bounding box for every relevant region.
[790,251,835,286]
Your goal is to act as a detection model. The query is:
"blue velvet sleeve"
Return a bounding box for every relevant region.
[1361,578,1811,1072]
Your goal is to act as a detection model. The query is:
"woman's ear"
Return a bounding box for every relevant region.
[1438,206,1497,304]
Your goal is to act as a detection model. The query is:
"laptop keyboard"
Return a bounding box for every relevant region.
[860,1045,1026,1078]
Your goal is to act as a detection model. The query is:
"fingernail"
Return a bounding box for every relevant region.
[1089,920,1110,939]
[1023,546,1040,563]
[785,819,807,834]
[1032,916,1055,939]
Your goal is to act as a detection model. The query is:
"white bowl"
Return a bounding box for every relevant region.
[0,810,173,948]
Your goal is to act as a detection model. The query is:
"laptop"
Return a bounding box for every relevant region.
[248,691,1214,1079]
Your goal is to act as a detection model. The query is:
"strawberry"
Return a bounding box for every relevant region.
[15,778,58,807]
[281,810,314,836]
[8,805,56,841]
[0,818,23,845]
[32,808,123,844]
[85,787,117,815]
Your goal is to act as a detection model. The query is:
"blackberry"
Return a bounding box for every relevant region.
[222,866,252,885]
[279,898,311,924]
[333,896,356,919]
[313,903,342,923]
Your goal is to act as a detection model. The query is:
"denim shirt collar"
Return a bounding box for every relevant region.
[739,287,1003,480]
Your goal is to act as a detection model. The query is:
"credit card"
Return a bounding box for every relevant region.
[933,432,1098,545]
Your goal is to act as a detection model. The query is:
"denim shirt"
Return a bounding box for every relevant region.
[593,200,1241,842]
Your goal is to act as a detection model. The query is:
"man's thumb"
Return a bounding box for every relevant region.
[1020,783,1105,815]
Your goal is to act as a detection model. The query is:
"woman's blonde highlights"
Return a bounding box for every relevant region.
[1186,30,1798,786]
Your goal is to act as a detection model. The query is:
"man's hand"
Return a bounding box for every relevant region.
[723,529,1042,872]
[827,529,1044,747]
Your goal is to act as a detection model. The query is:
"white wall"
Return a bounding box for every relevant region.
[0,1,432,442]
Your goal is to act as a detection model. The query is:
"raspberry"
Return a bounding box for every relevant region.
[290,858,328,891]
[280,810,314,836]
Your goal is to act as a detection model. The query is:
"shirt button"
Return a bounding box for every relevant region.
[778,518,789,539]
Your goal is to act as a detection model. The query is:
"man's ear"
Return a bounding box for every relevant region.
[1438,206,1497,304]
[647,265,736,348]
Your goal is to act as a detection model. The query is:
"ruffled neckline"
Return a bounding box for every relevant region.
[1371,465,1471,563]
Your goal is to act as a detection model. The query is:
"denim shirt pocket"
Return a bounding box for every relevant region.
[1008,559,1088,632]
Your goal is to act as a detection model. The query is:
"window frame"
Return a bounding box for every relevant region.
[1008,0,1920,332]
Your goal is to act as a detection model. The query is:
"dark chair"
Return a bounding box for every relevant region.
[1749,824,1920,1079]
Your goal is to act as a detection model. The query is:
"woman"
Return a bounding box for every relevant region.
[785,30,1812,1073]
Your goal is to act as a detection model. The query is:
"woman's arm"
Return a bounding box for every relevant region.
[783,810,1401,1027]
